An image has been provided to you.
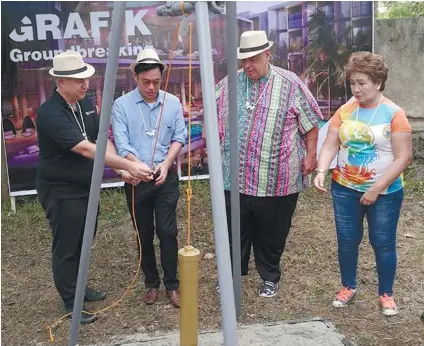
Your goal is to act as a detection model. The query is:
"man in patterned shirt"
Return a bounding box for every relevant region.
[216,31,323,297]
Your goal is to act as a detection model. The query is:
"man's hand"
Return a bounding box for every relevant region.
[119,170,140,185]
[127,161,154,182]
[153,161,170,186]
[302,153,317,175]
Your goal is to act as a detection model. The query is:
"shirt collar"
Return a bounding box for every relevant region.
[258,64,273,83]
[245,64,273,84]
[132,88,165,106]
[52,89,80,109]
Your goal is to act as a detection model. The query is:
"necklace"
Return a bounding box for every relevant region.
[245,68,272,111]
[68,102,87,140]
[138,103,160,138]
[353,96,383,140]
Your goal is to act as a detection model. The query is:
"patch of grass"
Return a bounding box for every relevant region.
[404,163,424,194]
[98,188,128,224]
[404,179,424,194]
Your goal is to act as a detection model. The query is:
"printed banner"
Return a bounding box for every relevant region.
[1,1,253,193]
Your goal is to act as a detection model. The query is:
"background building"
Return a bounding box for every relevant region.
[238,1,372,119]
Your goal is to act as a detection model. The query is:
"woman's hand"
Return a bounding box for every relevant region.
[313,172,327,192]
[360,186,381,205]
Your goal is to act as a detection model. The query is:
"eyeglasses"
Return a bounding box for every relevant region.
[140,79,162,87]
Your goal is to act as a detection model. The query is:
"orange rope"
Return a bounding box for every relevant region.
[180,1,186,17]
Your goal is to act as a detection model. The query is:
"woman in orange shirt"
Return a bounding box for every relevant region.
[314,51,412,316]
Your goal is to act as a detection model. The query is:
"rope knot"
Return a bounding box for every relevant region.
[180,1,187,17]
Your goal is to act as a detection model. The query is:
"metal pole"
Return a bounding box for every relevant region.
[68,2,126,345]
[194,1,238,345]
[225,1,241,319]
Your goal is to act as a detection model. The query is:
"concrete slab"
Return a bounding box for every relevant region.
[92,318,354,346]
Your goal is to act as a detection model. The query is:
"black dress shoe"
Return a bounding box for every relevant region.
[65,305,98,325]
[84,287,107,302]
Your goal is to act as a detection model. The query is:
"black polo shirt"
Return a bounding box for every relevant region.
[36,90,100,198]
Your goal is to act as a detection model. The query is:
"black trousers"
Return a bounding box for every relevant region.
[38,189,98,308]
[225,190,299,284]
[124,169,180,291]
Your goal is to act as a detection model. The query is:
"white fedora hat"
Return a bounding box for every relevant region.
[237,31,274,60]
[49,50,95,78]
[130,49,167,73]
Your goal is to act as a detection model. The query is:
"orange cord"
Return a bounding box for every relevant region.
[180,1,186,17]
[46,21,189,343]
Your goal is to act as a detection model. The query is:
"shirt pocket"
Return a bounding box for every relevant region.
[160,125,174,146]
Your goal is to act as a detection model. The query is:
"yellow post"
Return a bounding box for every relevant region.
[178,245,200,346]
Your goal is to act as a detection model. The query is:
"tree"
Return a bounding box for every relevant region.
[268,29,288,69]
[302,9,371,105]
[377,1,424,19]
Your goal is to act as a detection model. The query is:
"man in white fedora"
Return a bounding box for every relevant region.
[216,31,323,297]
[111,49,187,308]
[36,50,154,323]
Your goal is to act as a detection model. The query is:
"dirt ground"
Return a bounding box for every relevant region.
[2,170,424,346]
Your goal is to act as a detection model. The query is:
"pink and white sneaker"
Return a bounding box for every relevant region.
[332,287,357,308]
[379,294,398,316]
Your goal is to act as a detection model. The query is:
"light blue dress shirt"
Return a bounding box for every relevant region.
[111,88,187,167]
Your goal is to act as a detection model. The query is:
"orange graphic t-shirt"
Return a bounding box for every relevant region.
[329,96,411,194]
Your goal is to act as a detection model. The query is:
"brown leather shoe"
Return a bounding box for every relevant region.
[143,288,158,305]
[166,290,180,308]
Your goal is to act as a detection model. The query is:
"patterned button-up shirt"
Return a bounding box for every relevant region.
[216,66,323,197]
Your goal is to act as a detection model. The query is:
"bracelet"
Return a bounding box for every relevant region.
[316,169,327,174]
[117,170,124,176]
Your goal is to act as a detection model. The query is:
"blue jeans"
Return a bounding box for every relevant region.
[331,180,404,296]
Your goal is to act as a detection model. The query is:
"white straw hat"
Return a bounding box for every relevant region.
[237,31,274,60]
[49,50,95,79]
[130,49,167,73]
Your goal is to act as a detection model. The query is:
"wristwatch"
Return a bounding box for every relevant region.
[117,170,124,177]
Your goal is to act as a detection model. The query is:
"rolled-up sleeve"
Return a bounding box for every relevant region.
[294,79,324,135]
[171,102,187,146]
[111,100,138,158]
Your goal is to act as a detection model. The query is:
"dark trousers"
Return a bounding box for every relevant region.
[38,189,97,308]
[124,169,180,291]
[225,190,299,284]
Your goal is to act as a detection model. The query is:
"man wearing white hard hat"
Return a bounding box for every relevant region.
[36,50,153,323]
[112,49,187,308]
[216,31,323,297]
